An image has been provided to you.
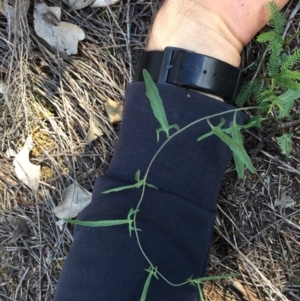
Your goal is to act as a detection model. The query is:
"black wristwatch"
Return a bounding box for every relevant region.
[133,47,242,101]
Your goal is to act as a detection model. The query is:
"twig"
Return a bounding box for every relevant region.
[14,267,29,299]
[126,0,132,82]
[282,119,300,129]
[282,0,300,39]
[259,149,300,176]
[250,129,278,159]
[0,171,19,187]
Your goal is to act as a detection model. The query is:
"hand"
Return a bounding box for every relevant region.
[147,0,289,66]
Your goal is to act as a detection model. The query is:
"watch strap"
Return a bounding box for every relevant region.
[133,47,242,100]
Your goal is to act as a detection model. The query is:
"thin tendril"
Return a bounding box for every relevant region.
[132,106,256,286]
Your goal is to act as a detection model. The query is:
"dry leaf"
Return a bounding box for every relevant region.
[274,191,295,208]
[230,280,260,301]
[85,114,103,143]
[8,217,28,243]
[53,183,92,219]
[69,0,94,10]
[105,98,123,124]
[91,0,121,7]
[13,135,40,191]
[34,3,85,55]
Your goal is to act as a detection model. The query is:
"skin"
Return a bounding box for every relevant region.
[147,0,289,66]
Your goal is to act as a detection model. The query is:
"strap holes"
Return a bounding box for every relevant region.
[203,70,207,74]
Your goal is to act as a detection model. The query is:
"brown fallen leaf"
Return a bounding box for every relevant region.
[8,217,28,243]
[105,98,123,124]
[274,191,295,208]
[85,114,103,143]
[230,280,260,301]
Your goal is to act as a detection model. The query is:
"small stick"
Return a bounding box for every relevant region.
[0,171,19,187]
[282,119,300,129]
[260,150,300,176]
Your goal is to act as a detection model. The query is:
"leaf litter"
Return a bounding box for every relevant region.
[85,114,103,143]
[13,135,41,191]
[274,191,295,208]
[33,3,85,55]
[105,98,123,123]
[8,216,29,243]
[53,183,92,219]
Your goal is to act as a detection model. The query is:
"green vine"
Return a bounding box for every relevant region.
[65,2,300,300]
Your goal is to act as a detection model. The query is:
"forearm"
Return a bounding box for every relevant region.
[54,83,246,301]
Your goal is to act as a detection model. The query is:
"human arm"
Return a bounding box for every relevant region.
[54,1,289,300]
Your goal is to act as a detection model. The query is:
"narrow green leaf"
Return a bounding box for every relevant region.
[65,218,129,227]
[241,115,267,130]
[197,283,205,301]
[135,170,141,181]
[102,183,138,194]
[197,131,214,142]
[103,170,158,194]
[145,183,158,190]
[140,266,159,301]
[189,273,239,283]
[212,124,255,177]
[143,69,180,141]
[198,118,255,178]
[65,208,141,238]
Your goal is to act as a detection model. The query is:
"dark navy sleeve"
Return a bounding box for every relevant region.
[54,83,246,301]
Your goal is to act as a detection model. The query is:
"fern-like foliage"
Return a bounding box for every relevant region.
[235,82,254,107]
[234,1,299,156]
[256,30,278,43]
[267,42,283,76]
[236,1,300,122]
[267,1,286,33]
[281,48,300,70]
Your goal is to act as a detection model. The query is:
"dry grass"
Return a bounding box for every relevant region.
[0,0,299,300]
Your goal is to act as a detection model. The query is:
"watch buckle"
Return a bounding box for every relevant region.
[157,47,193,84]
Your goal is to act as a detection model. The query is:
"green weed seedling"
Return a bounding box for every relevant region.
[235,1,300,156]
